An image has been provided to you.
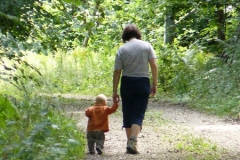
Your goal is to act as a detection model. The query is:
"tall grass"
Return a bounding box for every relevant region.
[32,47,117,96]
[0,46,117,97]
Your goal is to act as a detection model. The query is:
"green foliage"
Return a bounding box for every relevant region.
[0,95,86,159]
[160,47,240,117]
[0,95,20,128]
[0,0,48,41]
[156,41,240,117]
[0,51,42,97]
[175,134,221,159]
[33,47,115,96]
[189,60,240,116]
[157,45,209,93]
[62,0,82,6]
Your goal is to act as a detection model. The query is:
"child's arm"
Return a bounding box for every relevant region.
[107,102,119,114]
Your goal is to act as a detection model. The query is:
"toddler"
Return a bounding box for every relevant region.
[85,94,119,155]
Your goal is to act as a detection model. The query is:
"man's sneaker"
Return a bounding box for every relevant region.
[96,148,103,155]
[126,136,139,154]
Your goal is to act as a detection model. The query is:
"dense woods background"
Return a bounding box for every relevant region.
[1,0,240,159]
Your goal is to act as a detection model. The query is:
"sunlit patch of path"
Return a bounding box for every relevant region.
[154,102,240,157]
[194,124,240,155]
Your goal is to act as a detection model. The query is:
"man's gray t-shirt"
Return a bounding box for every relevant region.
[114,38,157,78]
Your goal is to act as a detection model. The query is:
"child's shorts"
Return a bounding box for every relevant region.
[120,76,150,128]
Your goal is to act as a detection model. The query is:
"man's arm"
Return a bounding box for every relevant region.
[112,69,121,102]
[149,58,158,96]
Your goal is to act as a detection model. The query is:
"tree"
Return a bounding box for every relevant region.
[216,2,225,41]
[0,0,42,40]
[164,9,175,45]
[81,0,102,47]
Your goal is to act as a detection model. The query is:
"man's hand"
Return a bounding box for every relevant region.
[112,93,120,103]
[150,85,157,97]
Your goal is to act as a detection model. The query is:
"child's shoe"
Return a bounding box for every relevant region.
[87,151,95,155]
[96,148,103,155]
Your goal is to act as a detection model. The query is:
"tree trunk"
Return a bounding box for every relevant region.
[164,12,175,45]
[82,31,91,47]
[82,0,100,47]
[216,2,225,40]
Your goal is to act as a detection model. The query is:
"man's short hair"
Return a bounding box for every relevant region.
[122,24,141,42]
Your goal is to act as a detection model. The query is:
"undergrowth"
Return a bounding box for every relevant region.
[157,45,240,118]
[0,95,86,159]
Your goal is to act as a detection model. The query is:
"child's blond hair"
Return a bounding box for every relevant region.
[95,94,107,105]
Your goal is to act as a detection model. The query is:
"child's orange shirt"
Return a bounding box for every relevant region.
[85,103,118,132]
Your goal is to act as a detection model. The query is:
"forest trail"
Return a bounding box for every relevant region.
[61,94,240,160]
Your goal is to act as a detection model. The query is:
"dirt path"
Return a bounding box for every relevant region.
[158,102,240,156]
[61,94,240,160]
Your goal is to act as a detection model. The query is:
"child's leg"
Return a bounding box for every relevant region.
[87,131,96,154]
[96,131,105,155]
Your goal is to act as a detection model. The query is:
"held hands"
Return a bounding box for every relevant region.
[112,93,120,104]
